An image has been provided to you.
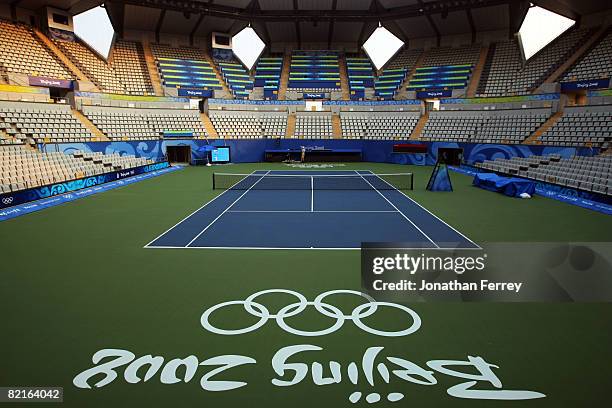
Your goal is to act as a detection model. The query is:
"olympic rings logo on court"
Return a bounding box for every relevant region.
[2,197,13,205]
[201,289,421,337]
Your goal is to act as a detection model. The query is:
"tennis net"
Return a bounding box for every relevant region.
[212,172,414,191]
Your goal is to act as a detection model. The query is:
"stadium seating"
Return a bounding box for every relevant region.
[476,40,523,97]
[421,45,482,67]
[421,109,548,144]
[562,28,612,82]
[508,27,593,95]
[288,51,341,91]
[374,68,407,99]
[111,40,155,95]
[209,111,287,139]
[340,112,420,139]
[345,57,375,100]
[477,154,612,195]
[294,114,333,139]
[539,106,611,147]
[387,48,423,70]
[254,57,283,100]
[82,107,208,140]
[54,39,125,94]
[407,64,473,91]
[0,144,152,193]
[0,102,95,143]
[150,43,223,94]
[216,60,253,99]
[0,20,73,80]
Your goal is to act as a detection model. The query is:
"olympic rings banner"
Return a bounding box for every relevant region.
[72,288,546,404]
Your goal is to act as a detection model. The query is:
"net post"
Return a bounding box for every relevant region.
[212,173,216,190]
[411,173,414,190]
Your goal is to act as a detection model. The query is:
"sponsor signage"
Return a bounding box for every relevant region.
[28,76,73,89]
[303,93,326,99]
[177,88,214,98]
[0,161,170,210]
[560,78,610,91]
[416,89,453,99]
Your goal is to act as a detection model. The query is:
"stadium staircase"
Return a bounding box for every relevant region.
[286,113,296,138]
[543,25,611,85]
[203,52,233,99]
[332,114,342,138]
[277,53,292,100]
[200,113,219,138]
[72,110,108,141]
[338,54,351,100]
[523,111,564,145]
[467,45,489,97]
[396,50,425,99]
[32,29,95,87]
[141,42,164,96]
[409,112,429,140]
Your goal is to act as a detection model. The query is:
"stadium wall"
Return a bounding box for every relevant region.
[40,140,598,167]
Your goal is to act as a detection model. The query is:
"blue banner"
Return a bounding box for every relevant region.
[0,162,170,210]
[177,88,214,98]
[560,78,610,91]
[416,90,453,99]
[303,93,326,99]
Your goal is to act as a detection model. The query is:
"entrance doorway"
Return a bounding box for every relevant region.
[166,146,191,164]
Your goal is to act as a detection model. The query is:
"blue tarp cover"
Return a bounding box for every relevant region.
[473,173,536,197]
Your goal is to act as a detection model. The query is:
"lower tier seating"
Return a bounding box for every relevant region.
[294,115,333,139]
[540,106,611,148]
[0,144,153,193]
[340,112,420,139]
[477,154,612,196]
[209,112,287,139]
[0,102,95,143]
[82,107,208,140]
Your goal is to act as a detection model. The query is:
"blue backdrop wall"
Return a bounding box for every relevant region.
[40,139,599,165]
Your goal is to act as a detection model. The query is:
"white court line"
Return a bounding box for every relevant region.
[310,176,314,212]
[143,170,259,248]
[365,170,481,249]
[226,210,398,213]
[355,170,440,248]
[185,170,271,247]
[145,246,465,250]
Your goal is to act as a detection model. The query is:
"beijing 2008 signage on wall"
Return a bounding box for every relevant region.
[73,289,545,404]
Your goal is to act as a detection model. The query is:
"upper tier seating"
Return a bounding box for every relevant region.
[111,40,155,95]
[209,112,287,138]
[294,114,333,139]
[477,154,612,196]
[288,51,341,90]
[507,27,592,95]
[54,39,125,94]
[374,68,407,99]
[82,107,208,140]
[387,48,423,70]
[407,64,473,91]
[562,28,612,82]
[421,45,482,67]
[539,106,611,148]
[151,43,221,91]
[421,109,548,144]
[216,60,253,99]
[346,57,374,100]
[0,20,73,80]
[340,112,420,139]
[476,40,523,97]
[0,144,152,193]
[0,102,94,143]
[254,57,283,100]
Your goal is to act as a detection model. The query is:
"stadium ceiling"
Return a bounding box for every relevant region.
[14,0,612,46]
